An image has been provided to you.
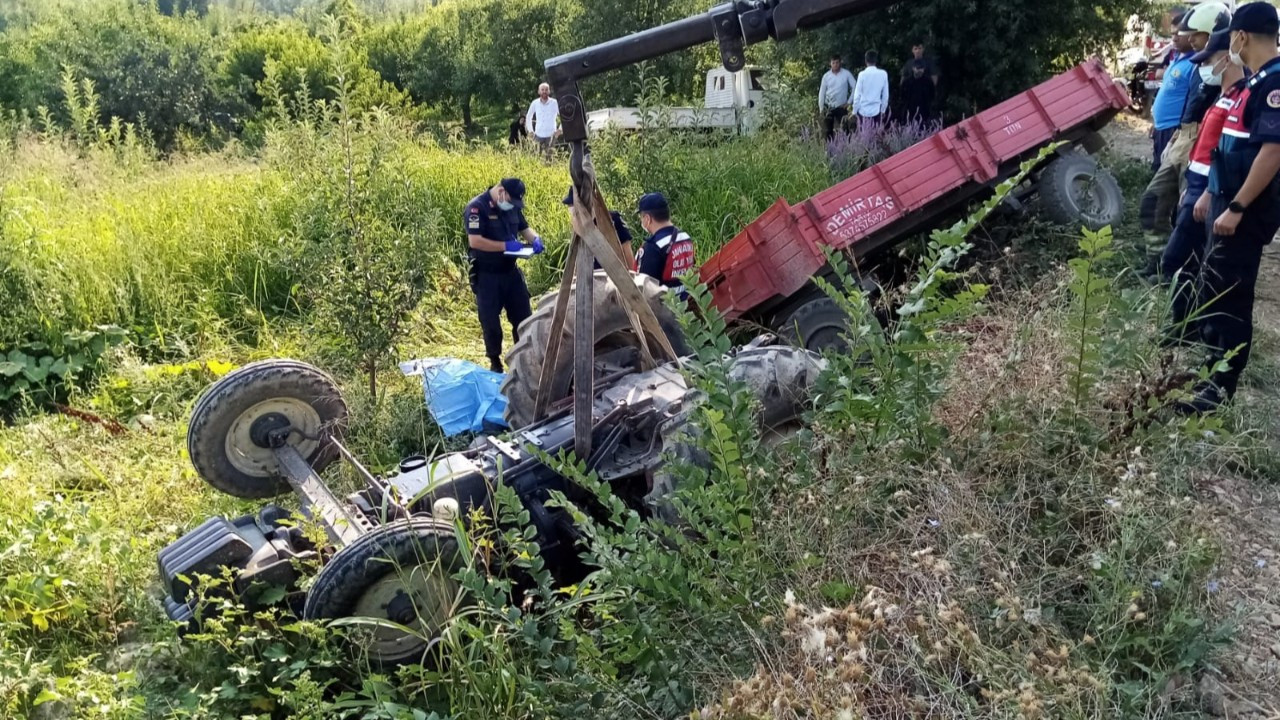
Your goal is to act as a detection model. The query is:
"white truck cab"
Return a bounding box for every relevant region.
[586,66,767,134]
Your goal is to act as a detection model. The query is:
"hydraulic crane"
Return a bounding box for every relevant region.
[536,0,898,456]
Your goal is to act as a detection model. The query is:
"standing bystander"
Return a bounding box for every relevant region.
[525,83,560,160]
[818,54,856,140]
[852,50,889,128]
[1179,3,1280,413]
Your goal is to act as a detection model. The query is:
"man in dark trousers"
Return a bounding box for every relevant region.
[1161,27,1243,340]
[899,59,936,123]
[818,54,856,140]
[465,178,545,372]
[634,192,694,297]
[1180,2,1280,413]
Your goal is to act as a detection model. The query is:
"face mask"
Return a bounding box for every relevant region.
[497,200,514,211]
[1229,33,1246,67]
[1199,64,1223,85]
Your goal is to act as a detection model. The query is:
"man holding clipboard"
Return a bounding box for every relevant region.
[465,178,545,373]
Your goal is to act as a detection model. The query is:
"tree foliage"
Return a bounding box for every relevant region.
[0,0,1150,144]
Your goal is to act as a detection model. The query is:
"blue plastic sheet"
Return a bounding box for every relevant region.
[400,358,509,437]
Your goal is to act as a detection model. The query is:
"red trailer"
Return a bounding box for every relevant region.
[700,59,1130,346]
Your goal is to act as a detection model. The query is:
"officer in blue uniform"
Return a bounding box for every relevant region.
[465,178,545,373]
[1182,2,1280,413]
[562,187,635,270]
[634,193,695,296]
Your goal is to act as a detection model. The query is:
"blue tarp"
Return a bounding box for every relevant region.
[400,358,509,437]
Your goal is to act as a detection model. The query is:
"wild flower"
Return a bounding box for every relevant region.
[817,116,943,179]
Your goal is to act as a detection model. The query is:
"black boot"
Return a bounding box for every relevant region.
[489,357,503,373]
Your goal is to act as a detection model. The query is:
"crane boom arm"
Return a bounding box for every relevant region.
[546,0,897,141]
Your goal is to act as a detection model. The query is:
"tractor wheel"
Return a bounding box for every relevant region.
[303,518,463,668]
[645,345,825,523]
[501,270,689,428]
[1039,152,1125,231]
[775,295,851,353]
[187,359,347,499]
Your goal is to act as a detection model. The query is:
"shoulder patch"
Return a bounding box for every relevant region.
[467,211,481,230]
[1268,89,1280,109]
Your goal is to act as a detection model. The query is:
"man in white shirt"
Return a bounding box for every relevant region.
[852,50,890,127]
[817,54,856,140]
[525,83,560,160]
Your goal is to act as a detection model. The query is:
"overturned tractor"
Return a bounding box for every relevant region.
[159,277,820,665]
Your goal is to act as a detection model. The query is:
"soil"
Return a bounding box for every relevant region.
[1105,112,1280,717]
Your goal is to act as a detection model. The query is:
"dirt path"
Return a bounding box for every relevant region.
[1105,113,1280,716]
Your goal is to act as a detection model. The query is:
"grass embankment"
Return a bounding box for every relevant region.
[2,132,1279,718]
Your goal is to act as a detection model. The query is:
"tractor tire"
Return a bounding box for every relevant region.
[501,270,689,428]
[645,345,825,524]
[303,518,463,668]
[775,295,851,353]
[187,359,348,499]
[1039,152,1125,231]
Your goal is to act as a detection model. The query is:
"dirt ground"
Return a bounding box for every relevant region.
[1104,113,1280,717]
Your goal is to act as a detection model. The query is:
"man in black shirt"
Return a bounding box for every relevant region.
[900,42,939,87]
[899,59,936,123]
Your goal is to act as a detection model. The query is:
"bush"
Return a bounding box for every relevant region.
[0,0,232,147]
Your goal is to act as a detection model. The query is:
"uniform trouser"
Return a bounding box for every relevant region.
[1139,154,1184,240]
[472,268,532,361]
[1196,194,1275,396]
[1164,171,1209,328]
[824,107,848,139]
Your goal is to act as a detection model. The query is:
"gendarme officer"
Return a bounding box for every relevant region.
[465,178,545,373]
[634,192,695,297]
[1184,2,1280,413]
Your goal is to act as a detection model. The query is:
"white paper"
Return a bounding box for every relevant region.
[504,246,535,258]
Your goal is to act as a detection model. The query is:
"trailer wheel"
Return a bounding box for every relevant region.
[645,345,825,524]
[775,296,851,353]
[303,518,463,668]
[501,271,689,428]
[187,360,348,499]
[1039,153,1125,230]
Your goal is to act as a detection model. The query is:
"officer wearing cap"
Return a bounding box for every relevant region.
[1181,2,1280,413]
[562,187,635,270]
[1142,2,1234,281]
[634,193,695,295]
[1162,23,1244,338]
[465,178,545,373]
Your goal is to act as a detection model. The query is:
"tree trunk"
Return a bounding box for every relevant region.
[367,357,378,400]
[461,94,473,129]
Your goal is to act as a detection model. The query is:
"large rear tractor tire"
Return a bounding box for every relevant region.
[645,345,825,523]
[1039,152,1125,231]
[501,270,689,428]
[187,360,348,499]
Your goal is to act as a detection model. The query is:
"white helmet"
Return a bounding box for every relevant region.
[1179,2,1231,35]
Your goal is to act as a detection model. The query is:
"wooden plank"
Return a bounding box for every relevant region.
[532,237,579,421]
[571,201,678,363]
[573,237,594,457]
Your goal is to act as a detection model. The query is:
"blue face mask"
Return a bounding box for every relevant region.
[497,201,514,211]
